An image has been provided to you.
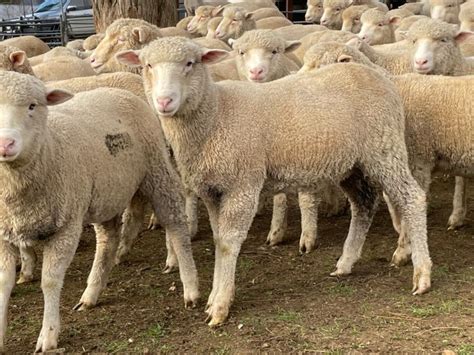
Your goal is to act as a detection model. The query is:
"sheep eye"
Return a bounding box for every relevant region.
[186,61,194,67]
[378,23,384,27]
[118,36,126,42]
[272,50,278,55]
[147,63,152,68]
[28,103,36,111]
[354,18,359,21]
[239,49,245,55]
[440,38,448,42]
[335,7,340,11]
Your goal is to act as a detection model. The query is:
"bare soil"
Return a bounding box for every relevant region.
[6,176,473,353]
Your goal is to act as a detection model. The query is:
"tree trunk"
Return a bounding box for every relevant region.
[91,0,177,33]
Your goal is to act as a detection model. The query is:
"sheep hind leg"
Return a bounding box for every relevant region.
[17,245,37,284]
[447,177,468,230]
[266,192,288,246]
[298,190,320,254]
[0,241,17,352]
[75,216,120,311]
[331,169,379,276]
[116,195,147,265]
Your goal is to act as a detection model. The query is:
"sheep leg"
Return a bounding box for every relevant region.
[202,199,221,312]
[205,189,260,327]
[391,164,431,267]
[323,184,347,217]
[163,232,178,274]
[384,192,401,234]
[298,190,320,254]
[331,170,379,276]
[17,245,37,284]
[265,192,288,246]
[0,241,17,352]
[376,163,431,295]
[35,225,81,353]
[75,217,121,311]
[447,177,467,230]
[147,213,161,230]
[186,191,199,239]
[116,195,147,265]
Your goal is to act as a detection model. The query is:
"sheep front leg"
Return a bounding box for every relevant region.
[0,241,17,352]
[206,189,260,327]
[331,170,379,276]
[447,177,467,230]
[75,216,121,311]
[17,245,37,284]
[186,191,199,239]
[35,224,81,353]
[298,190,320,254]
[266,192,288,246]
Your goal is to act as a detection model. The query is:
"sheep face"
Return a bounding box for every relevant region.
[90,19,161,73]
[0,73,72,163]
[358,9,397,45]
[116,38,228,117]
[0,48,27,73]
[232,31,300,82]
[215,7,252,41]
[206,17,223,39]
[299,42,360,73]
[320,0,350,29]
[341,6,369,33]
[459,3,474,32]
[305,0,324,24]
[187,6,215,34]
[408,19,470,74]
[429,0,460,24]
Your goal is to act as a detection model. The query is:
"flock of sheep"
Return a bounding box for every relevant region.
[0,0,472,352]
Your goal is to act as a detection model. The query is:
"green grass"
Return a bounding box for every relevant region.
[457,344,474,355]
[411,300,462,318]
[328,283,355,296]
[147,323,166,340]
[106,340,129,353]
[275,310,301,323]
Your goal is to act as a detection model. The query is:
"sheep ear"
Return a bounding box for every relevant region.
[201,48,229,64]
[132,26,158,44]
[285,40,301,53]
[211,5,225,17]
[337,54,353,63]
[46,89,74,106]
[228,38,236,48]
[397,30,408,39]
[454,31,473,44]
[347,0,354,5]
[9,51,26,68]
[245,11,254,20]
[115,50,142,67]
[389,16,401,26]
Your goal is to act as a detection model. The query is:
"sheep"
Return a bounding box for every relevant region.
[250,7,285,20]
[30,46,89,66]
[194,36,232,50]
[408,18,474,75]
[429,0,461,24]
[33,56,96,81]
[293,29,357,61]
[346,37,414,74]
[176,16,195,32]
[400,1,430,15]
[255,16,294,30]
[206,16,224,39]
[185,0,277,15]
[0,71,199,352]
[116,36,432,326]
[358,8,398,45]
[306,0,324,23]
[66,39,85,52]
[0,45,34,75]
[341,5,371,33]
[214,6,257,41]
[187,5,219,36]
[386,7,416,22]
[459,0,474,31]
[320,0,352,29]
[208,56,241,80]
[1,36,49,57]
[160,27,193,38]
[83,33,105,51]
[90,18,162,74]
[298,42,473,268]
[184,0,229,15]
[394,15,426,41]
[272,24,327,41]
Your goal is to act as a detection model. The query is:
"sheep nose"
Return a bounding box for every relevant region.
[415,58,428,66]
[250,68,263,76]
[90,56,96,63]
[157,97,173,111]
[321,19,328,25]
[0,137,15,156]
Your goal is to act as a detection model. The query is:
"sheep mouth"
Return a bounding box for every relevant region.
[91,61,104,70]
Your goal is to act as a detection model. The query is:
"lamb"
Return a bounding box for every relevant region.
[33,56,96,81]
[250,7,285,20]
[206,16,224,39]
[30,46,89,66]
[0,45,34,75]
[358,8,398,45]
[341,5,371,33]
[394,15,426,41]
[66,39,85,52]
[429,0,461,24]
[117,36,432,326]
[306,0,324,23]
[320,0,352,29]
[459,0,474,32]
[386,7,416,22]
[176,16,195,32]
[187,5,219,36]
[194,36,232,50]
[214,6,257,41]
[184,0,229,15]
[272,24,327,41]
[160,26,193,38]
[1,35,49,57]
[0,71,199,352]
[298,42,473,269]
[293,29,357,61]
[255,16,293,30]
[400,2,430,15]
[90,18,162,74]
[185,0,277,15]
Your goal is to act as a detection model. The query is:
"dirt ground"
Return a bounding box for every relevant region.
[6,176,473,353]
